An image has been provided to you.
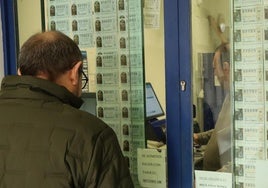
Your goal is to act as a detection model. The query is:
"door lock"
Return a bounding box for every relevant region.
[180,80,186,91]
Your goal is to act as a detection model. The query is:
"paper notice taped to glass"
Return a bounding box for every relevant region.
[137,148,167,188]
[195,170,232,188]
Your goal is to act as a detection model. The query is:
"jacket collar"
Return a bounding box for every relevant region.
[1,75,83,108]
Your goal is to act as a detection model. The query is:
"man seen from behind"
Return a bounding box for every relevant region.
[0,31,134,188]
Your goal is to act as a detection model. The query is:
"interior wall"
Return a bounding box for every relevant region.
[144,0,166,114]
[17,0,42,47]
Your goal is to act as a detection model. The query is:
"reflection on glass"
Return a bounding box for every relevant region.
[191,0,232,174]
[194,43,231,172]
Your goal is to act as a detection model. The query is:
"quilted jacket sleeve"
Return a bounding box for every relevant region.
[85,127,134,188]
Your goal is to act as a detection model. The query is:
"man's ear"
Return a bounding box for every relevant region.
[69,61,82,85]
[17,68,22,75]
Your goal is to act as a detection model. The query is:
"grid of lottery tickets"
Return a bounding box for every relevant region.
[233,0,268,187]
[46,0,145,186]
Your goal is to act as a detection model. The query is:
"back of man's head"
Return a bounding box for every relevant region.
[18,31,82,81]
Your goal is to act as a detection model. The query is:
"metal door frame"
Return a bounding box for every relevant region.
[164,0,193,187]
[0,0,18,75]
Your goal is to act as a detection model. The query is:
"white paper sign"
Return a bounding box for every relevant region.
[143,0,161,28]
[137,148,166,188]
[195,170,232,188]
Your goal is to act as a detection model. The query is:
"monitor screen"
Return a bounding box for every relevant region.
[145,82,165,119]
[80,92,97,115]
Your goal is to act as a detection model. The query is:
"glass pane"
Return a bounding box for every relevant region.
[193,0,268,187]
[191,0,232,175]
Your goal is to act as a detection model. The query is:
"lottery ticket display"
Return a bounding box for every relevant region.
[46,0,145,185]
[233,0,268,187]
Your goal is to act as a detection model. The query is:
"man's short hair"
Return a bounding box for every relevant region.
[18,31,82,81]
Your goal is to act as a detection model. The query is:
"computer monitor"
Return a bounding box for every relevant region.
[145,82,165,120]
[80,92,97,115]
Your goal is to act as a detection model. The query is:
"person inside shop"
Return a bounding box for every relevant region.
[193,42,231,172]
[0,31,134,187]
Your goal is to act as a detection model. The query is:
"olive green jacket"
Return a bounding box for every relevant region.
[0,75,133,188]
